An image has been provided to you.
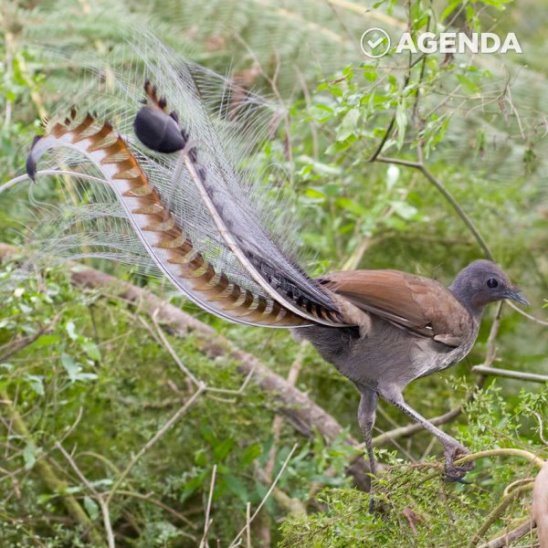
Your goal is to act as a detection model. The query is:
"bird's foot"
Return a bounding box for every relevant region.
[443,443,474,482]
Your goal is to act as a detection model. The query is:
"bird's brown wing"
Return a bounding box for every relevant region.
[318,270,472,347]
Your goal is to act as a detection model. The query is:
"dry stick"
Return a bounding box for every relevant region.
[105,386,205,507]
[372,400,463,447]
[0,317,61,362]
[147,313,256,397]
[506,301,548,327]
[468,483,536,548]
[56,442,115,548]
[69,447,160,533]
[471,366,548,384]
[246,502,252,548]
[228,444,298,548]
[533,413,547,446]
[148,314,201,387]
[504,478,536,497]
[113,490,196,534]
[455,449,545,470]
[477,519,535,548]
[199,465,217,548]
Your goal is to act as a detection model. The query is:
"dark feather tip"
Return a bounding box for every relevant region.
[26,136,42,182]
[134,106,186,153]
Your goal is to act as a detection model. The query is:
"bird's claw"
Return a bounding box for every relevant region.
[443,444,474,482]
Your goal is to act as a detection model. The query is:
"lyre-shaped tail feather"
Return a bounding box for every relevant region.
[25,37,358,329]
[27,112,308,327]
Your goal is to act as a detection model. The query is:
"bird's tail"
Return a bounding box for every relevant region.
[11,35,357,329]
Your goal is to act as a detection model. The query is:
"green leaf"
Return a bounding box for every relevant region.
[391,200,418,220]
[82,340,101,361]
[224,474,249,503]
[65,321,77,341]
[25,375,44,396]
[336,108,360,141]
[395,101,407,150]
[34,334,60,347]
[456,74,480,94]
[60,353,97,383]
[213,438,235,461]
[335,198,367,217]
[83,496,100,521]
[23,443,37,471]
[241,443,263,466]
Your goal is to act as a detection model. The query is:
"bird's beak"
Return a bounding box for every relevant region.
[505,288,529,306]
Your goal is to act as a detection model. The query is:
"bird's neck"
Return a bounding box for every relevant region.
[448,284,485,320]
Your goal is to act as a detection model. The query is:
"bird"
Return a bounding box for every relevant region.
[297,263,528,480]
[20,36,528,485]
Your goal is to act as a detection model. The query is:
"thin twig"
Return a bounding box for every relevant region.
[471,366,548,384]
[228,444,298,548]
[246,502,252,548]
[506,302,548,327]
[105,386,205,506]
[0,315,62,362]
[456,449,545,469]
[264,342,307,480]
[368,118,396,162]
[468,484,534,548]
[199,465,217,548]
[417,162,493,258]
[503,478,535,497]
[55,443,115,548]
[532,413,547,446]
[113,490,196,532]
[149,313,200,387]
[476,519,535,548]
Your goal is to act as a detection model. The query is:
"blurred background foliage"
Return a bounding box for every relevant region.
[0,0,546,546]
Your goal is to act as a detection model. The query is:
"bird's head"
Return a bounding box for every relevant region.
[449,259,528,314]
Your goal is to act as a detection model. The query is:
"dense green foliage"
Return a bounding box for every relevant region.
[0,0,546,547]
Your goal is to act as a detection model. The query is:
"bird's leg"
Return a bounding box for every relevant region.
[380,389,474,481]
[358,388,378,511]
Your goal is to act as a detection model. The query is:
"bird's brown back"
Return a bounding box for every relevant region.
[318,270,473,347]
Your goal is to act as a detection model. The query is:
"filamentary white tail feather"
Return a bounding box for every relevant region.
[3,34,353,329]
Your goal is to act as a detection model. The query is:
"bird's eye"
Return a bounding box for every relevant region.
[486,278,499,289]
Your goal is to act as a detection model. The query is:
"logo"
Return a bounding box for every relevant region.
[360,29,522,58]
[360,28,391,58]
